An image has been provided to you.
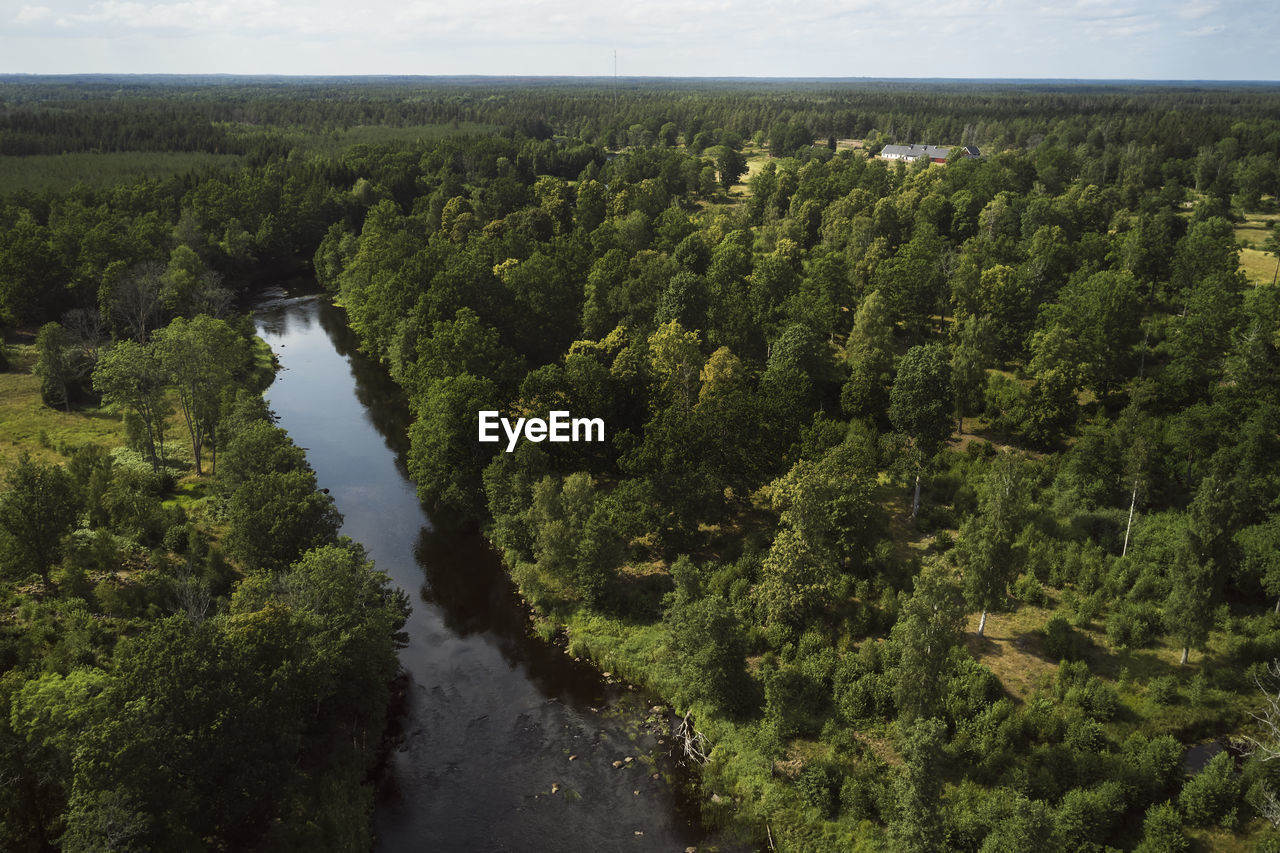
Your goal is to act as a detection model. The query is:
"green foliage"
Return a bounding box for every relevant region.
[796,761,842,818]
[406,374,501,515]
[1148,675,1180,706]
[1043,613,1086,661]
[0,453,81,585]
[892,563,966,723]
[891,716,948,853]
[1179,750,1241,827]
[890,343,954,459]
[1136,802,1189,853]
[8,78,1280,852]
[224,470,342,572]
[93,339,171,470]
[664,587,752,716]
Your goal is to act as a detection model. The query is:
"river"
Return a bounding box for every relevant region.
[252,289,708,852]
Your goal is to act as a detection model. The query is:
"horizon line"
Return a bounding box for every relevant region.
[2,72,1279,86]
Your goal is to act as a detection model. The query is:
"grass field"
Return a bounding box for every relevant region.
[0,122,498,196]
[1236,212,1279,286]
[0,344,124,472]
[0,152,243,195]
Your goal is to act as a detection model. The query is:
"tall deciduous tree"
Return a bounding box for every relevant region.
[841,290,896,422]
[889,343,953,518]
[0,455,81,588]
[957,452,1027,637]
[33,322,74,411]
[892,562,965,722]
[153,316,242,475]
[92,339,170,471]
[891,716,948,853]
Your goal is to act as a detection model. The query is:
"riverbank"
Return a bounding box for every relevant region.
[253,291,711,852]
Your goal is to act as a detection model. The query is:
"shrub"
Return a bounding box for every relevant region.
[764,662,826,739]
[796,762,842,819]
[839,776,879,821]
[1065,718,1107,754]
[1106,602,1162,649]
[1135,802,1189,853]
[1187,674,1209,707]
[1078,678,1120,722]
[1179,750,1241,827]
[1013,572,1049,607]
[1043,613,1085,661]
[1148,675,1179,706]
[1053,780,1127,849]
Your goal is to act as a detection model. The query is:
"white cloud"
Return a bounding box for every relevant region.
[0,0,1273,78]
[14,4,54,23]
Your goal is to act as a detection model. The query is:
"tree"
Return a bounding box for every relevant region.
[218,419,309,493]
[33,322,75,411]
[889,343,954,518]
[957,453,1027,636]
[510,472,614,608]
[890,716,948,852]
[841,290,896,422]
[1034,270,1143,402]
[757,526,840,638]
[873,224,947,338]
[709,146,747,193]
[664,561,750,716]
[1265,223,1280,287]
[647,320,704,411]
[892,562,965,722]
[406,374,502,515]
[105,260,165,343]
[950,314,991,434]
[224,470,342,572]
[770,428,885,571]
[1241,660,1280,831]
[0,454,81,588]
[152,316,242,475]
[1166,473,1236,664]
[283,543,410,720]
[93,339,171,471]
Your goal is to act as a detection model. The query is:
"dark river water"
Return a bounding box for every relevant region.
[253,290,708,853]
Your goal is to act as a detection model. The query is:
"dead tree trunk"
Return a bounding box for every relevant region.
[1122,479,1139,557]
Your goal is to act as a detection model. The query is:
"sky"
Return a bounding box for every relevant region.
[1,0,1277,80]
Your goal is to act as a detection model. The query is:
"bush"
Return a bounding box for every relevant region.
[1148,675,1179,706]
[915,502,954,532]
[796,762,842,819]
[983,372,1029,433]
[1135,802,1189,853]
[1013,572,1049,606]
[839,776,879,821]
[1187,674,1209,707]
[1179,750,1241,827]
[1043,613,1085,661]
[1106,601,1162,649]
[1078,678,1120,722]
[764,662,826,739]
[1053,780,1127,849]
[1065,718,1107,754]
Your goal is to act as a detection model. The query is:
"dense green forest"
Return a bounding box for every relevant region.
[5,76,1280,851]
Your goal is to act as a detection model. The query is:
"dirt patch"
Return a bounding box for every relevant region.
[965,609,1059,702]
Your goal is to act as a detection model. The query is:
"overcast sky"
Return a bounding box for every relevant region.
[2,0,1277,80]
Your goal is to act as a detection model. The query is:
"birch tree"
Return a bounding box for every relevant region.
[889,343,953,520]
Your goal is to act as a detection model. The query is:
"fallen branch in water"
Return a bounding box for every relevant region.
[675,711,709,765]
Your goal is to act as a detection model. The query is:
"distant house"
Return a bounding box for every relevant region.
[880,144,980,164]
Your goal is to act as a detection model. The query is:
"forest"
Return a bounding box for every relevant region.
[4,75,1280,851]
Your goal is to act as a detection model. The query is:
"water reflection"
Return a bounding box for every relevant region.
[253,290,707,853]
